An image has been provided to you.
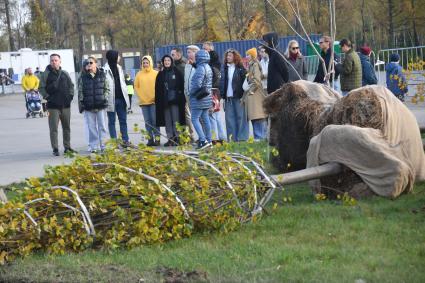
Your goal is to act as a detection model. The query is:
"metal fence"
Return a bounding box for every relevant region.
[375,46,425,87]
[376,46,425,69]
[155,35,322,63]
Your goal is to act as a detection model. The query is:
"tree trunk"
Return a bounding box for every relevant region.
[4,0,16,51]
[170,0,178,44]
[75,0,84,66]
[224,0,232,40]
[107,27,115,49]
[387,0,395,48]
[361,0,367,45]
[263,0,275,31]
[201,0,208,27]
[410,0,420,46]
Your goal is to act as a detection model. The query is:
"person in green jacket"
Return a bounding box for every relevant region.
[124,73,134,114]
[339,39,362,96]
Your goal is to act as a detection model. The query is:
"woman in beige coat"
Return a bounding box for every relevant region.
[244,48,268,140]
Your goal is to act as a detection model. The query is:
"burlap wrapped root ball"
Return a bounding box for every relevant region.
[263,80,340,172]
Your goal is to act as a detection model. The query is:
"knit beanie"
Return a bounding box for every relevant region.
[360,46,372,56]
[246,47,257,59]
[390,53,400,62]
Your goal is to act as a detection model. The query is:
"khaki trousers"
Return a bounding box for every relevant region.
[48,108,71,150]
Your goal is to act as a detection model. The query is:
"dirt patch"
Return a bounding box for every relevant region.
[0,262,143,283]
[317,166,376,199]
[155,266,209,283]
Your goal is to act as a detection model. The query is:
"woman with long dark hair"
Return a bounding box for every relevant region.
[155,55,186,146]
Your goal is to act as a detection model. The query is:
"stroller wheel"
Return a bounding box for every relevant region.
[26,113,30,118]
[39,113,44,118]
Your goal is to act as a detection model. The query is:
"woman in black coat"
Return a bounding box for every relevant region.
[155,55,186,146]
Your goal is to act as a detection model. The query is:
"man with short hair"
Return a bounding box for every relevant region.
[171,47,186,78]
[39,54,75,156]
[339,38,362,96]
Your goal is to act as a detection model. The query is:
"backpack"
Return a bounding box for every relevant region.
[211,66,221,88]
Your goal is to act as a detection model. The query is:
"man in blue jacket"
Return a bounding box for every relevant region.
[359,46,378,86]
[385,53,408,101]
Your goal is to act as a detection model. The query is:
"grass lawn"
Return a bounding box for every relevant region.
[1,143,425,282]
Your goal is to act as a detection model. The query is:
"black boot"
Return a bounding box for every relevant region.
[146,139,155,147]
[172,136,179,146]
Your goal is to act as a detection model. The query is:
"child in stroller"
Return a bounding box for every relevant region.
[25,90,44,118]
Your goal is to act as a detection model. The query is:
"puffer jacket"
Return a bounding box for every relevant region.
[189,50,213,110]
[360,54,377,86]
[385,62,408,96]
[103,63,130,112]
[340,48,362,91]
[78,68,109,111]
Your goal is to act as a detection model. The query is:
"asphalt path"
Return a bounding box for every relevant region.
[0,92,424,186]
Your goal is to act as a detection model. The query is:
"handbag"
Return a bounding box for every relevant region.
[242,77,250,92]
[165,82,178,104]
[167,90,178,103]
[195,87,209,100]
[195,66,210,100]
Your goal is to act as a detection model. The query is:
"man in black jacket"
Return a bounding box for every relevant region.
[262,32,289,94]
[313,35,341,87]
[40,54,75,156]
[170,47,186,79]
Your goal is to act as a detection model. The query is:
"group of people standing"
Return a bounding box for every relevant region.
[36,32,408,155]
[133,32,299,149]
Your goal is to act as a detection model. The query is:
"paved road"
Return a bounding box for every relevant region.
[0,94,148,185]
[0,92,424,186]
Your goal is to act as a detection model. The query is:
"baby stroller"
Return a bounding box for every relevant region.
[25,90,44,118]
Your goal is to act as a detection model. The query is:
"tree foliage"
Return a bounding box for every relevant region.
[0,0,423,54]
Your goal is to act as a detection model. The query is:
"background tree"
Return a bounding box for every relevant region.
[0,0,423,55]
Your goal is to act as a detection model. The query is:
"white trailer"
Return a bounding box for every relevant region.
[0,48,75,84]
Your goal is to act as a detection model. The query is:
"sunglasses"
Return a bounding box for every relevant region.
[88,61,95,65]
[291,47,299,50]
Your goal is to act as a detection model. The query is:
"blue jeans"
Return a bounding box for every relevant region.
[141,104,159,139]
[191,108,211,143]
[224,97,249,142]
[209,111,226,141]
[252,119,267,140]
[107,98,129,142]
